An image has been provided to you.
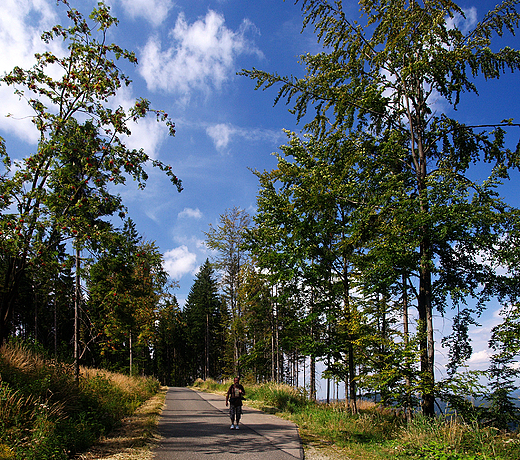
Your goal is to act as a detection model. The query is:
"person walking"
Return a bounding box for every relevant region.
[226,376,245,429]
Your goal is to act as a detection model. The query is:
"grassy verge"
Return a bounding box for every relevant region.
[77,385,167,460]
[191,379,520,460]
[0,342,160,460]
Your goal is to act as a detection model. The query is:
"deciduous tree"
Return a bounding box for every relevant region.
[242,0,520,415]
[204,207,251,374]
[0,0,181,344]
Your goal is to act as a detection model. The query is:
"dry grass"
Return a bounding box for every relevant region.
[80,367,155,401]
[0,342,48,369]
[76,386,167,460]
[1,342,162,459]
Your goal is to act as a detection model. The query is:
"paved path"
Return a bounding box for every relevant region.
[153,387,303,460]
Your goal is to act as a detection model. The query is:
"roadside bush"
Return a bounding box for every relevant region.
[192,378,224,392]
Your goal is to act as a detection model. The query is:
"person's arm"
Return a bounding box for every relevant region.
[226,386,230,406]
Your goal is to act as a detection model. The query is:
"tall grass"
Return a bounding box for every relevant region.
[0,342,159,460]
[192,378,520,460]
[246,382,309,413]
[396,415,520,460]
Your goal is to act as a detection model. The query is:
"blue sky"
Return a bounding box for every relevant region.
[1,0,519,387]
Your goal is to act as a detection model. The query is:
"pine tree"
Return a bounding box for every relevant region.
[183,259,225,382]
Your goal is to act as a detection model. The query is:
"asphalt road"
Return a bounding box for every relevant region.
[153,387,304,460]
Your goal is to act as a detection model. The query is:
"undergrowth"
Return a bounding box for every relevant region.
[0,342,159,460]
[192,378,520,460]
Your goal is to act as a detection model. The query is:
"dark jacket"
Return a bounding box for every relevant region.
[227,384,245,406]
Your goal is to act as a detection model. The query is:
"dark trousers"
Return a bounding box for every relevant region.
[229,404,242,424]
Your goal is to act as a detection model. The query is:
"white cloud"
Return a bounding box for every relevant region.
[205,122,285,151]
[118,0,174,27]
[467,349,493,366]
[125,117,169,158]
[163,245,198,279]
[206,123,235,150]
[446,7,477,34]
[0,0,57,70]
[178,207,203,219]
[139,10,262,103]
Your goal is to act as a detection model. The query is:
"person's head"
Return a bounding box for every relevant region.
[233,376,240,385]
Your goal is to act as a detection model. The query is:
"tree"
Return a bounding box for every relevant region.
[238,264,273,381]
[86,219,169,374]
[0,0,181,344]
[246,167,302,384]
[250,130,403,408]
[155,297,185,386]
[242,0,520,415]
[204,207,251,375]
[183,259,226,382]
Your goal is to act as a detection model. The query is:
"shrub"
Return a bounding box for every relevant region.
[192,378,225,392]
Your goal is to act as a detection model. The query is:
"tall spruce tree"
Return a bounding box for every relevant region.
[183,259,225,382]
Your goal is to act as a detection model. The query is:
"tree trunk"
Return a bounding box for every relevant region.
[271,286,276,381]
[205,312,210,380]
[343,251,357,413]
[74,246,80,382]
[129,330,133,376]
[403,274,413,422]
[34,287,38,343]
[54,295,57,359]
[0,257,24,345]
[326,369,330,404]
[418,238,435,416]
[310,355,316,401]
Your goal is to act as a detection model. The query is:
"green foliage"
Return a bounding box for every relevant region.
[247,382,310,413]
[86,219,171,373]
[0,342,158,460]
[483,302,520,430]
[242,0,520,417]
[204,207,252,375]
[237,265,275,381]
[0,0,180,345]
[154,300,186,386]
[153,260,227,386]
